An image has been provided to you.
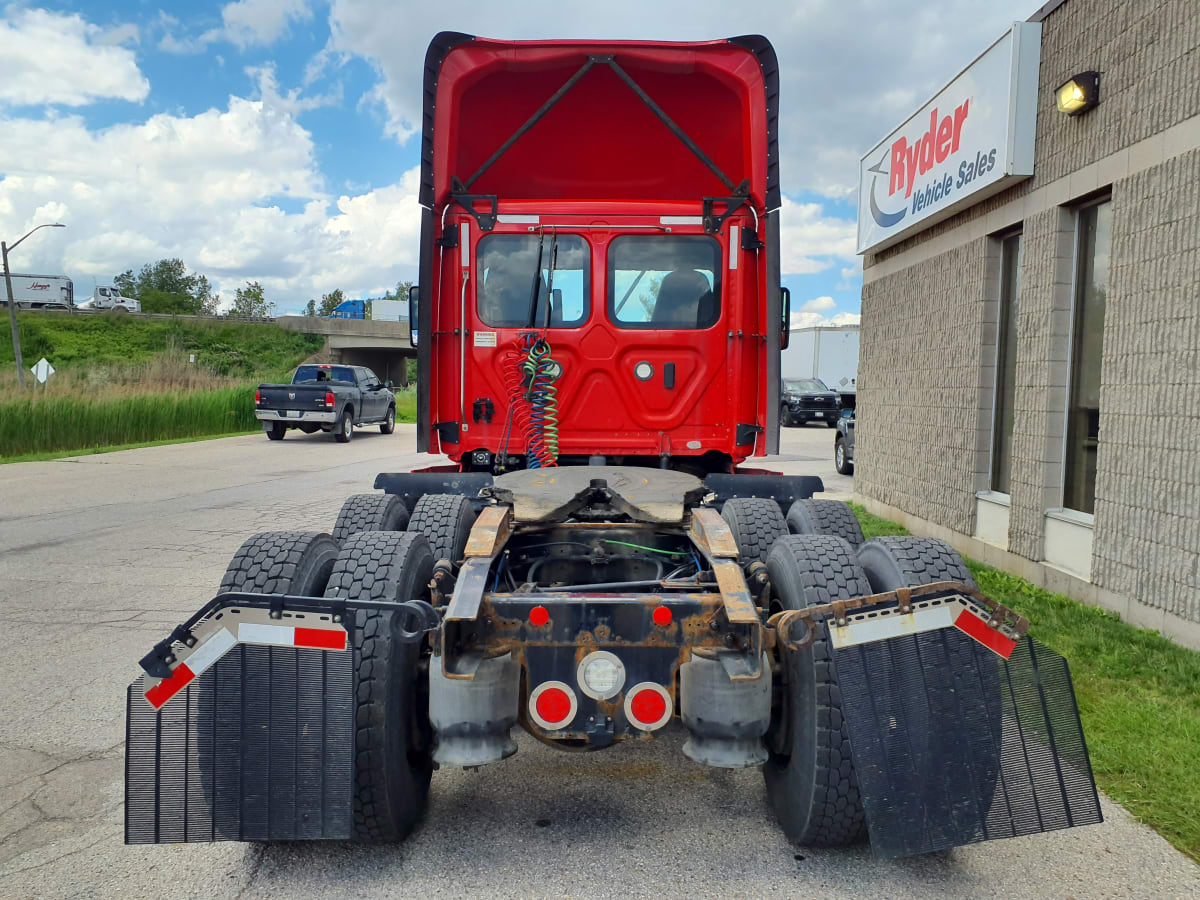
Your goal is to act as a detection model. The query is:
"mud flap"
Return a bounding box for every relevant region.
[833,629,1102,858]
[125,644,354,844]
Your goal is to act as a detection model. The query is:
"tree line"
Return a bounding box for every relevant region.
[113,258,412,319]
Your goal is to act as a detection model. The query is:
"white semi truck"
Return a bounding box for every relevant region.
[1,276,141,313]
[2,273,74,309]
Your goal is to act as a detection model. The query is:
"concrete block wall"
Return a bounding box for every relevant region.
[1092,147,1200,624]
[856,240,986,535]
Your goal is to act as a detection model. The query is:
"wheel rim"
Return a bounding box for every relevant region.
[388,409,394,428]
[344,415,351,437]
[837,444,844,467]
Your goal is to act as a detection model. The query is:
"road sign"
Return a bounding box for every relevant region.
[32,357,54,384]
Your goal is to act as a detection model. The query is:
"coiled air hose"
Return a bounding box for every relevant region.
[502,334,561,468]
[522,337,560,467]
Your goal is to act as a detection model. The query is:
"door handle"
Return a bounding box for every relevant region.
[663,362,676,389]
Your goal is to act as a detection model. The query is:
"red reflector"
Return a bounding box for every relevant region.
[535,687,572,724]
[652,606,672,627]
[294,627,346,650]
[528,605,550,627]
[629,688,667,726]
[954,608,1018,659]
[144,662,195,709]
[324,391,335,408]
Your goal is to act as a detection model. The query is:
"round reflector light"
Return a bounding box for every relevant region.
[529,681,577,730]
[528,605,550,627]
[652,605,672,627]
[576,650,626,700]
[624,683,673,731]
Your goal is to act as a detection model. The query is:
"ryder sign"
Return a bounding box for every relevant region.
[857,22,1041,254]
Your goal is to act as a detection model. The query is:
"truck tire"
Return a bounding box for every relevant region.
[780,406,793,428]
[856,536,976,594]
[218,531,340,596]
[407,493,476,565]
[333,493,410,543]
[763,534,867,847]
[335,407,354,443]
[326,531,435,842]
[785,499,864,548]
[381,405,396,434]
[827,418,838,429]
[720,497,788,564]
[835,436,853,475]
[855,537,1000,805]
[266,422,286,441]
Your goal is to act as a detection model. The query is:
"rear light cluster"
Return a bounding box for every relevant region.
[254,389,261,405]
[529,647,674,733]
[324,391,335,408]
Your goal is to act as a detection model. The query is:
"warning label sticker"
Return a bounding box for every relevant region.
[473,331,497,347]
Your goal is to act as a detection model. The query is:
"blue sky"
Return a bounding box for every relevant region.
[1,0,1035,316]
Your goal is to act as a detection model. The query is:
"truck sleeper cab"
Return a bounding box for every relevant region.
[413,33,787,477]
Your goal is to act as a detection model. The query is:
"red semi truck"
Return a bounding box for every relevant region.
[125,34,1100,858]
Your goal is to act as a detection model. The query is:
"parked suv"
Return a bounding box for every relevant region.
[835,408,854,474]
[781,377,841,427]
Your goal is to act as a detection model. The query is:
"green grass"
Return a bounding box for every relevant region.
[0,387,259,458]
[1,312,324,376]
[848,502,1200,862]
[0,388,418,462]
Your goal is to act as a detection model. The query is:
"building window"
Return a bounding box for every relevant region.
[1063,200,1112,514]
[991,231,1022,494]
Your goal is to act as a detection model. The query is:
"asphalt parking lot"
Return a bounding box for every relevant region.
[1,424,1196,899]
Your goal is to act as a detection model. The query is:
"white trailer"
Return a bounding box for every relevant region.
[370,298,409,321]
[3,273,74,309]
[782,325,859,395]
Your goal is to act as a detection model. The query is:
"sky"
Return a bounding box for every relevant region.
[0,0,1037,318]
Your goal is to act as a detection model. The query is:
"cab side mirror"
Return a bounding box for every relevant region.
[780,286,791,350]
[385,380,393,390]
[407,284,419,348]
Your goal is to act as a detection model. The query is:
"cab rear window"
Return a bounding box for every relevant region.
[477,234,589,328]
[608,235,720,329]
[294,365,355,384]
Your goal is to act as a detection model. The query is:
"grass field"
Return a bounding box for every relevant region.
[0,312,333,458]
[851,503,1200,863]
[0,387,419,462]
[1,312,324,385]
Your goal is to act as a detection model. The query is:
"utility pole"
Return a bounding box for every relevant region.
[3,223,66,389]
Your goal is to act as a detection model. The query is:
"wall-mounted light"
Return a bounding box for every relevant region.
[1056,71,1100,116]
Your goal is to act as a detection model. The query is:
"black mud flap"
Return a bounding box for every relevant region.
[125,645,354,844]
[834,631,1102,858]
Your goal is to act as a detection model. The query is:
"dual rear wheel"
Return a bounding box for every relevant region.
[721,496,980,848]
[220,528,435,841]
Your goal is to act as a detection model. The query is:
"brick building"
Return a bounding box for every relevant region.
[854,0,1199,647]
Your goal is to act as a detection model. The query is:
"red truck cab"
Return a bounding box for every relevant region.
[413,33,787,475]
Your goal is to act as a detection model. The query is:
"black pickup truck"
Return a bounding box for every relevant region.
[255,364,396,442]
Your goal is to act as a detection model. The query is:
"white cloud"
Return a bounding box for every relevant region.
[0,96,421,311]
[157,1,312,54]
[222,0,313,49]
[0,8,149,107]
[790,309,860,329]
[779,197,857,275]
[326,0,1036,196]
[248,64,344,116]
[800,295,836,314]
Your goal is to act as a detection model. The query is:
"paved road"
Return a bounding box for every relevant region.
[1,425,1196,899]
